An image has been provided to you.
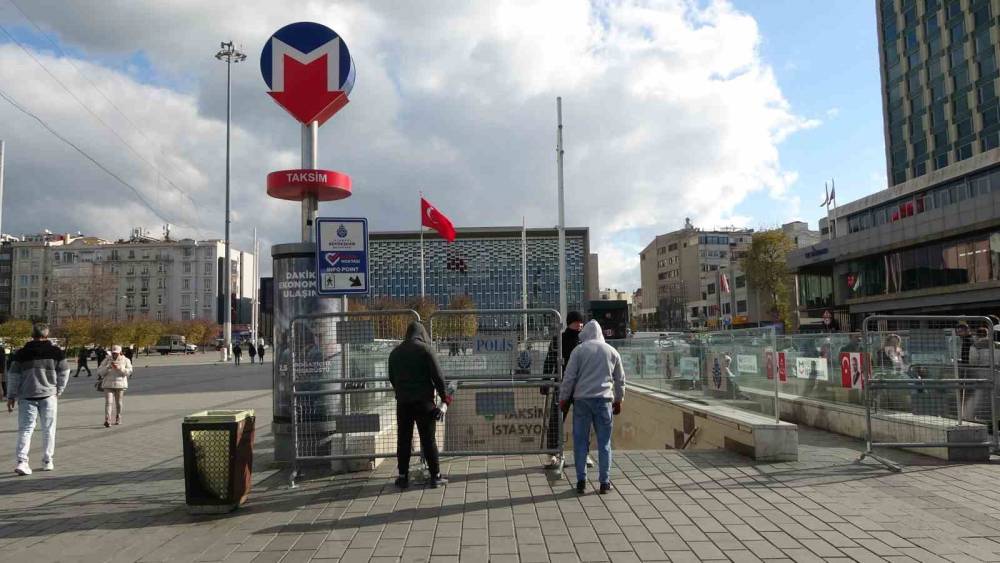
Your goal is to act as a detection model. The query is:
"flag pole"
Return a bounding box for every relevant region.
[419,193,425,298]
[831,178,838,238]
[522,216,528,342]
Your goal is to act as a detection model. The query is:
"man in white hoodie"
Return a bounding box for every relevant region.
[559,319,625,494]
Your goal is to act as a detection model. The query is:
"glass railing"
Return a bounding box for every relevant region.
[608,327,779,421]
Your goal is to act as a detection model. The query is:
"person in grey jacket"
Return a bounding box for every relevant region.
[5,324,70,476]
[559,320,625,494]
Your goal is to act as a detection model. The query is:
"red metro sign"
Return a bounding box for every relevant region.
[267,169,351,201]
[260,22,356,125]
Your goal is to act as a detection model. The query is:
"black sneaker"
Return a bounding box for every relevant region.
[576,480,586,494]
[599,482,613,495]
[394,476,409,489]
[429,475,448,489]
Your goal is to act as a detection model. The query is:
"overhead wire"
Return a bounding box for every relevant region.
[0,87,173,224]
[0,1,216,237]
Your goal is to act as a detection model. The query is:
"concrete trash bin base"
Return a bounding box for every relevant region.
[182,409,256,514]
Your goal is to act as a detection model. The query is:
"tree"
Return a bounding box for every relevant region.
[742,230,795,330]
[435,294,477,338]
[132,318,165,351]
[50,265,118,323]
[0,319,33,347]
[60,318,95,352]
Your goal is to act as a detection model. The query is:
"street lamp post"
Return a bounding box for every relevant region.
[215,41,246,363]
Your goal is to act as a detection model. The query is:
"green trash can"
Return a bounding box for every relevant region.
[182,409,256,513]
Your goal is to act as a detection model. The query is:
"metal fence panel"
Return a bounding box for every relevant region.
[860,315,996,471]
[429,309,564,456]
[289,309,421,485]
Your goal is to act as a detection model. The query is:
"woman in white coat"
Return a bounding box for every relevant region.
[97,344,133,427]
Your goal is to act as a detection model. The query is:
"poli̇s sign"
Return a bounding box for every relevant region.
[261,21,356,125]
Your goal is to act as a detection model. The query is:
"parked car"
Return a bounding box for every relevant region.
[154,335,195,355]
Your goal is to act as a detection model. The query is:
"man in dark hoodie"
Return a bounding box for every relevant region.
[542,311,589,468]
[6,323,70,476]
[388,322,451,488]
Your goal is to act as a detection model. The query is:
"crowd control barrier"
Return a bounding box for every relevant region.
[859,315,996,471]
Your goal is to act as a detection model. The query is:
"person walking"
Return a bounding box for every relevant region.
[123,345,134,362]
[5,323,70,475]
[542,311,590,469]
[257,342,266,363]
[233,342,242,366]
[388,321,450,489]
[248,342,257,364]
[94,346,107,368]
[74,347,92,378]
[559,320,625,495]
[96,345,133,428]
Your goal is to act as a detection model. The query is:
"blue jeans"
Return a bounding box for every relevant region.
[16,396,57,464]
[572,398,612,484]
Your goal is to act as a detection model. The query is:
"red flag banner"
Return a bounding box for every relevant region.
[421,197,456,242]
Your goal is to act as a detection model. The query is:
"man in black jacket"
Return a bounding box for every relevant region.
[542,311,588,468]
[388,322,450,488]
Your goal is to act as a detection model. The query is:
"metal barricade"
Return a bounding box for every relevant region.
[859,315,996,471]
[289,309,420,486]
[429,309,564,460]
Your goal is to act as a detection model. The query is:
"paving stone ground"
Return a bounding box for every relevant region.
[3,362,1000,562]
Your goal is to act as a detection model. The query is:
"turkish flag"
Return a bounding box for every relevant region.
[421,197,456,242]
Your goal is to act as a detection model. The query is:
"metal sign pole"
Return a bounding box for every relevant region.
[301,122,319,242]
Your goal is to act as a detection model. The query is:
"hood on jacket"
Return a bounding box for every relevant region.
[579,320,605,344]
[974,336,993,349]
[404,321,430,345]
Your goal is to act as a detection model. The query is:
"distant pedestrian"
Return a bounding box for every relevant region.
[559,320,625,495]
[233,343,242,366]
[248,342,257,364]
[123,345,134,362]
[6,323,70,476]
[96,345,133,428]
[74,347,91,378]
[94,346,107,367]
[257,343,265,363]
[388,322,450,489]
[820,310,841,333]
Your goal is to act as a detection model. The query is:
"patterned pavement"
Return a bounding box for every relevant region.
[2,362,1000,562]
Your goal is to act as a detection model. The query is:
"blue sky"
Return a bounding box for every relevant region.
[733,0,886,229]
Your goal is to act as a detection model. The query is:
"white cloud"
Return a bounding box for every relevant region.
[0,0,814,292]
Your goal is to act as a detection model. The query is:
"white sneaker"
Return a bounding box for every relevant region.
[545,455,561,468]
[14,462,31,476]
[586,456,595,468]
[41,460,54,471]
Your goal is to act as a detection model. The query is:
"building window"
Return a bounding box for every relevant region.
[737,300,747,313]
[182,278,191,290]
[957,143,973,161]
[183,262,192,274]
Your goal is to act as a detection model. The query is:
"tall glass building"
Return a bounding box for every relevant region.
[878,0,999,185]
[787,0,1000,329]
[368,227,591,313]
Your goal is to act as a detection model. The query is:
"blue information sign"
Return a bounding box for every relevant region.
[316,217,368,295]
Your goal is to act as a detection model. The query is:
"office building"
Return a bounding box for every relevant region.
[639,220,756,329]
[11,229,254,325]
[788,0,1000,329]
[878,0,999,186]
[587,253,600,300]
[367,227,590,315]
[598,288,631,303]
